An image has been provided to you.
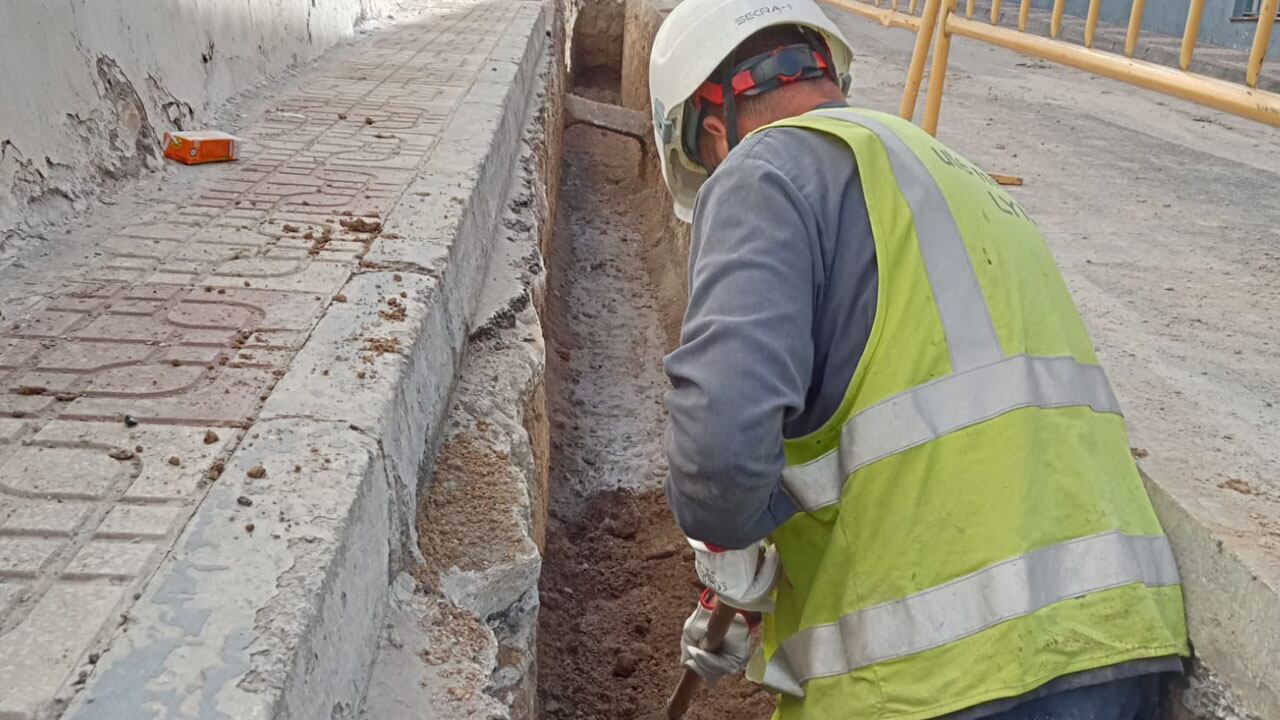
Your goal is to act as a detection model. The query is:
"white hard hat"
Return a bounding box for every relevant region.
[649,0,853,221]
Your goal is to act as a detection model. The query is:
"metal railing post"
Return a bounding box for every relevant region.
[1124,0,1147,57]
[900,0,945,120]
[1181,0,1205,69]
[1085,0,1102,47]
[1247,0,1279,87]
[923,0,957,135]
[1019,0,1032,32]
[1051,0,1066,38]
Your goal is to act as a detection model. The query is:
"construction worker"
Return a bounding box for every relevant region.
[648,0,1191,718]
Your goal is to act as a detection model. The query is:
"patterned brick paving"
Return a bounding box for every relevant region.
[0,3,520,716]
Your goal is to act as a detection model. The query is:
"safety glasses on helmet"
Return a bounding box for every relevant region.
[681,33,836,169]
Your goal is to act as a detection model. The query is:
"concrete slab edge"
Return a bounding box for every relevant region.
[361,24,562,718]
[63,3,552,719]
[1145,472,1276,719]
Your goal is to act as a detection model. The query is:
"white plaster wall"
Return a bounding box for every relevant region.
[0,0,413,243]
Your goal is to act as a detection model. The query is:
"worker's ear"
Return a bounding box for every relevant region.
[701,114,726,142]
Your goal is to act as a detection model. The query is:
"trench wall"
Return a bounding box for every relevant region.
[619,0,676,112]
[0,0,417,248]
[360,2,565,718]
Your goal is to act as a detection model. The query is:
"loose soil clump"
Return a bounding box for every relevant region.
[539,490,774,720]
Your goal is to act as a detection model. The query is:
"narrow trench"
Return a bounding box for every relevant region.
[535,119,775,718]
[569,3,624,105]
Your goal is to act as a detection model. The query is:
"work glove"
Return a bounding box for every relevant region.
[681,589,761,683]
[688,538,781,612]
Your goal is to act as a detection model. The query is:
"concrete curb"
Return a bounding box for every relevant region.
[360,20,561,716]
[66,3,552,718]
[1145,472,1277,719]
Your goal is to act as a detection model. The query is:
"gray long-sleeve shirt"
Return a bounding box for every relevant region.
[663,123,877,549]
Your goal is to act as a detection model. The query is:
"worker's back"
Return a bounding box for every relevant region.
[748,108,1191,718]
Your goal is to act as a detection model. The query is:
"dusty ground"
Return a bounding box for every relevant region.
[539,492,774,720]
[537,125,774,719]
[541,125,672,508]
[571,66,622,105]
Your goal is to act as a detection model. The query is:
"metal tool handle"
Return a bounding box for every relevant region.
[665,598,738,720]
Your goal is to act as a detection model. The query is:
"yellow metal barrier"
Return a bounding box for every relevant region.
[1248,0,1279,88]
[1182,0,1206,70]
[1124,0,1146,56]
[823,0,1280,135]
[825,0,924,31]
[822,0,931,119]
[1084,0,1101,48]
[923,0,957,131]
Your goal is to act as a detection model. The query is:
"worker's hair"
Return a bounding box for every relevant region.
[696,25,841,166]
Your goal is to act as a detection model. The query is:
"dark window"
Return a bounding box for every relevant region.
[1233,0,1280,20]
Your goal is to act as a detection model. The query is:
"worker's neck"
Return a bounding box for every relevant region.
[742,84,848,136]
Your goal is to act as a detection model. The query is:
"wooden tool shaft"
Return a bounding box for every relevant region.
[665,599,739,719]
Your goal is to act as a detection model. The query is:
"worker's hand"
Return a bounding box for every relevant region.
[688,538,780,612]
[681,590,760,684]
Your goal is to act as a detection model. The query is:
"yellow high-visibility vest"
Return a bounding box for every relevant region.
[755,108,1189,719]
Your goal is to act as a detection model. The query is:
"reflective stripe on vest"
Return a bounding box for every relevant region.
[781,354,1121,512]
[763,531,1180,694]
[779,108,1123,513]
[815,111,1003,374]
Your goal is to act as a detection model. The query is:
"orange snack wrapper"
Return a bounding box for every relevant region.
[163,130,239,165]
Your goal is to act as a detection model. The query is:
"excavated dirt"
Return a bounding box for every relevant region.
[419,433,524,575]
[537,125,774,719]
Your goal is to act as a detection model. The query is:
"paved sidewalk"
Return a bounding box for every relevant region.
[0,1,532,716]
